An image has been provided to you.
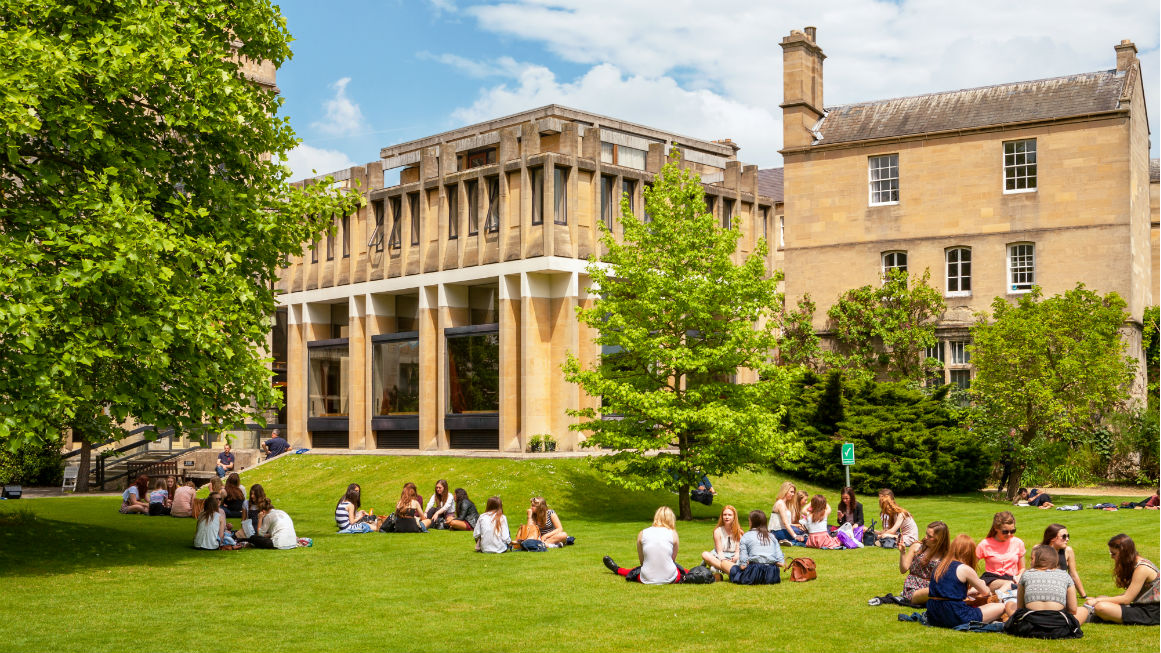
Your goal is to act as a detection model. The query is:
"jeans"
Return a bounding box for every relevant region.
[772,527,805,546]
[215,465,227,478]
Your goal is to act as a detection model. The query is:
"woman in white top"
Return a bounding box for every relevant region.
[248,497,298,550]
[473,496,511,554]
[702,505,743,573]
[422,479,454,529]
[769,481,805,546]
[602,506,686,584]
[193,495,229,550]
[877,489,919,548]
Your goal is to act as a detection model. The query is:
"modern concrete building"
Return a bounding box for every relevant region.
[274,106,780,451]
[777,28,1154,392]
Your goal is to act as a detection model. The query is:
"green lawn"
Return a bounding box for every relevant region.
[0,455,1156,653]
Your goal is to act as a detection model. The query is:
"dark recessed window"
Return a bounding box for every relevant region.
[531,167,544,225]
[447,184,458,240]
[467,180,479,235]
[408,192,420,246]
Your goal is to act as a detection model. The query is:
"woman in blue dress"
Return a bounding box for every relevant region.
[927,534,1015,628]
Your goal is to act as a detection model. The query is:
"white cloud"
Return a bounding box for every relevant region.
[460,0,1159,164]
[280,143,356,181]
[311,77,366,137]
[450,63,783,166]
[427,0,456,14]
[417,52,527,78]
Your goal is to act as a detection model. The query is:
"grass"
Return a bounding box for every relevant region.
[0,455,1157,653]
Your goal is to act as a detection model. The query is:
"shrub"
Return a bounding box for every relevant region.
[777,372,991,494]
[0,438,65,486]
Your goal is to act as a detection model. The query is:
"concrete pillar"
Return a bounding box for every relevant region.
[348,295,370,450]
[418,285,440,449]
[499,274,522,451]
[286,304,308,448]
[519,272,553,445]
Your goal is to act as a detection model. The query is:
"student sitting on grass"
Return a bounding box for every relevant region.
[1042,524,1087,601]
[527,497,570,547]
[334,483,373,533]
[148,479,171,516]
[876,490,918,548]
[795,490,811,523]
[769,481,805,546]
[242,484,267,538]
[602,506,686,584]
[207,477,225,503]
[701,505,743,573]
[170,480,197,518]
[925,534,1014,628]
[1078,534,1160,626]
[120,475,150,515]
[976,511,1025,591]
[422,479,454,530]
[869,521,949,606]
[1004,544,1082,638]
[473,496,511,553]
[1014,488,1054,509]
[222,473,246,519]
[722,510,786,585]
[165,476,178,504]
[193,495,237,550]
[247,497,298,550]
[801,494,841,549]
[394,483,426,533]
[836,486,864,527]
[447,488,479,531]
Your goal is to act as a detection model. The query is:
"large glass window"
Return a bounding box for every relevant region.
[446,184,458,240]
[1003,139,1037,192]
[882,251,908,278]
[485,176,500,233]
[553,167,568,225]
[946,247,971,296]
[446,332,499,414]
[722,199,735,230]
[531,167,544,225]
[308,344,348,417]
[600,175,615,230]
[869,154,899,205]
[372,338,419,416]
[622,179,636,218]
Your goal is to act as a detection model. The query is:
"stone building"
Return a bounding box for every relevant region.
[273,106,779,451]
[777,27,1154,391]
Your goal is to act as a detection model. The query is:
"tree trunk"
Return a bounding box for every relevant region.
[678,483,692,521]
[1005,464,1024,502]
[75,438,92,494]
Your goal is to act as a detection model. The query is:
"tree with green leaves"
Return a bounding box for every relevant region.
[825,268,945,382]
[0,0,360,488]
[562,152,799,520]
[970,284,1137,499]
[778,294,823,371]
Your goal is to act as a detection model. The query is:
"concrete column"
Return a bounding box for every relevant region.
[418,285,440,450]
[549,273,580,447]
[286,304,308,448]
[519,272,553,444]
[499,274,522,451]
[348,295,370,450]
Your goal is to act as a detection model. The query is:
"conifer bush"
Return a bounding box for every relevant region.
[777,371,991,494]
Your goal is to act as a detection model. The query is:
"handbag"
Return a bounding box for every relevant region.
[862,519,877,547]
[682,564,716,584]
[515,523,539,542]
[786,557,817,582]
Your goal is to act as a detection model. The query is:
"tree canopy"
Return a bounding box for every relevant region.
[969,284,1136,498]
[0,1,359,459]
[562,152,799,519]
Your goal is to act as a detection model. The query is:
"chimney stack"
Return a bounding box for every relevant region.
[779,27,826,151]
[1115,39,1138,73]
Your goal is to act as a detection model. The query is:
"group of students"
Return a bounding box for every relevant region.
[120,474,200,517]
[767,483,916,549]
[332,480,572,552]
[879,509,1158,635]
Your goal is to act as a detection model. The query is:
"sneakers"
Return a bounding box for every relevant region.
[603,555,619,573]
[868,597,882,606]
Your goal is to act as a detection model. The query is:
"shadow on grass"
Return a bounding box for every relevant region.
[0,505,236,578]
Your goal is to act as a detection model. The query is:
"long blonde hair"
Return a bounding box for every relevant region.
[651,506,676,531]
[879,492,910,528]
[717,505,743,541]
[484,496,504,535]
[530,497,548,526]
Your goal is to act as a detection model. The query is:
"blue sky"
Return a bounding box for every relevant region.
[275,0,1161,180]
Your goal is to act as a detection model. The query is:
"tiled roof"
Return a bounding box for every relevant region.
[1151,159,1159,183]
[757,167,784,203]
[814,70,1127,146]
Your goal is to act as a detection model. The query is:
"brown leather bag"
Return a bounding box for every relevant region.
[786,557,817,582]
[515,523,539,543]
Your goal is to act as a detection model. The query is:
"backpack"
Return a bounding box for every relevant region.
[682,564,716,584]
[1004,608,1083,639]
[690,489,714,506]
[786,557,817,582]
[520,538,547,552]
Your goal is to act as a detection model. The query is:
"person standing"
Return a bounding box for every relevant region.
[215,443,235,479]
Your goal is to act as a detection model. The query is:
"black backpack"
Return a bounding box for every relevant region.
[1004,608,1083,639]
[691,489,714,506]
[682,565,716,584]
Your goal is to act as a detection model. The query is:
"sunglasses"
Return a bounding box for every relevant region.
[1000,528,1017,535]
[1058,533,1070,541]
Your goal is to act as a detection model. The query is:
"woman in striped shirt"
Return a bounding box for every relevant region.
[334,483,369,530]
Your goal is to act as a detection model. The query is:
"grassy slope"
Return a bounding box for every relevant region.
[0,455,1156,653]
